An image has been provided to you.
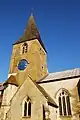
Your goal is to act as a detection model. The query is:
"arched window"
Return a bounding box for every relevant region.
[22,96,31,117]
[22,43,28,54]
[58,89,71,116]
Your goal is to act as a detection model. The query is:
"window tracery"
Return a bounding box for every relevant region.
[22,96,31,117]
[58,89,71,116]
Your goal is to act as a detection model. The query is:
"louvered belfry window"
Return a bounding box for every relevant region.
[22,43,28,54]
[58,90,71,116]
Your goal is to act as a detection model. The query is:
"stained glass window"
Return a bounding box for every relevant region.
[18,59,28,70]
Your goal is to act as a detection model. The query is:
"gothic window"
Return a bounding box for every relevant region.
[58,89,71,116]
[22,43,28,54]
[22,96,31,117]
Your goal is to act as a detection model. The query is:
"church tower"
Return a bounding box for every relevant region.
[8,14,48,85]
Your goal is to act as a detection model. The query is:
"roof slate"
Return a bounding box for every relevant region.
[38,68,80,83]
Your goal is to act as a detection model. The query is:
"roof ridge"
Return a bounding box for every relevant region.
[49,68,80,75]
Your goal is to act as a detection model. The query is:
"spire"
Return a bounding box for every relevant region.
[14,14,47,52]
[24,14,41,40]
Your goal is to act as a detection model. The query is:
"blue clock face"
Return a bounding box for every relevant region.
[18,59,28,70]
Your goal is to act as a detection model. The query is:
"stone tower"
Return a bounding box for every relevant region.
[8,14,48,86]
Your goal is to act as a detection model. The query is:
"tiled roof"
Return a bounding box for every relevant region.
[3,75,18,86]
[33,81,58,108]
[14,14,47,53]
[38,68,80,83]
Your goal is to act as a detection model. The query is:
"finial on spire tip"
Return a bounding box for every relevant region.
[31,8,34,16]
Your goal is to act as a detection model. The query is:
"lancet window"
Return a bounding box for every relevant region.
[22,96,31,117]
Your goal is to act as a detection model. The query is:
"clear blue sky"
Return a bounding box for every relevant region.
[0,0,80,82]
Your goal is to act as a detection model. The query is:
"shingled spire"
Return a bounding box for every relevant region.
[14,14,47,52]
